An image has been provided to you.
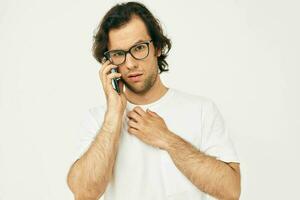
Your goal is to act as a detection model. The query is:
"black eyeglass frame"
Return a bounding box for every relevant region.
[103,40,153,65]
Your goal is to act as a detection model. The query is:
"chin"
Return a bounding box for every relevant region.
[129,85,147,94]
[125,82,149,94]
[124,72,157,94]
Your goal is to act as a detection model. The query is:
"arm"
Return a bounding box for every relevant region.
[67,55,127,199]
[126,106,240,199]
[165,132,241,200]
[67,110,123,200]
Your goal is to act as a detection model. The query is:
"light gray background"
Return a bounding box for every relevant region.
[0,0,299,199]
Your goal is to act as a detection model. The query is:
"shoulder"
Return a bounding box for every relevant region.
[87,104,106,118]
[169,88,221,121]
[82,104,107,127]
[170,88,216,109]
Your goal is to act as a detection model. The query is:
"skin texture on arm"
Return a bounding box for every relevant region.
[165,133,241,200]
[67,111,123,200]
[66,40,128,200]
[127,106,241,200]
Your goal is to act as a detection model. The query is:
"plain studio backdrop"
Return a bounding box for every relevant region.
[0,0,299,199]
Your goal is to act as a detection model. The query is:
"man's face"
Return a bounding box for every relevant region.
[107,15,161,94]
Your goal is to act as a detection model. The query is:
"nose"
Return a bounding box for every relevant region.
[124,52,138,70]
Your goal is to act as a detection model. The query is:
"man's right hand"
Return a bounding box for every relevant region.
[99,59,127,114]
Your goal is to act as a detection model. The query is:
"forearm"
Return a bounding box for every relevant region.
[67,111,123,200]
[165,132,240,200]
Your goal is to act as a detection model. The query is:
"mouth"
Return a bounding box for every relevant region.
[128,74,143,82]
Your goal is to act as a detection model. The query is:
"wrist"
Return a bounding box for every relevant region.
[102,110,124,132]
[107,102,125,114]
[105,109,124,119]
[162,131,181,152]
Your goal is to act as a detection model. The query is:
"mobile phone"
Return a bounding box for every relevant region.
[111,68,121,94]
[101,57,121,94]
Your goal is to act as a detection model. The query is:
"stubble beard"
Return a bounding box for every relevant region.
[123,67,158,95]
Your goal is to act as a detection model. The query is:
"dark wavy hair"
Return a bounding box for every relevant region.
[92,1,172,74]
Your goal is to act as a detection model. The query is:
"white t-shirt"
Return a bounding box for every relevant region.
[72,87,239,200]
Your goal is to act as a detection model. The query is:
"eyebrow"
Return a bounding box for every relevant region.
[110,39,148,52]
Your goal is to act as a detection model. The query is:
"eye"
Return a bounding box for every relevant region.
[133,44,146,52]
[111,51,124,57]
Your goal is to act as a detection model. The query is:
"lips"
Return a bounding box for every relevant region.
[128,73,143,82]
[128,72,143,78]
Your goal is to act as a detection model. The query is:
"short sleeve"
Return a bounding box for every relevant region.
[71,106,105,163]
[199,99,239,163]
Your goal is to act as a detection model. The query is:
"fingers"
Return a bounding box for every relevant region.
[128,119,139,129]
[99,60,113,76]
[133,106,147,117]
[127,111,142,123]
[106,72,122,88]
[99,59,108,80]
[99,60,122,92]
[103,64,118,77]
[106,72,122,80]
[147,109,160,118]
[105,72,122,92]
[127,107,159,125]
[128,127,139,135]
[99,60,119,81]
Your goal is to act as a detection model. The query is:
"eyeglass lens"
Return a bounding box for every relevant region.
[108,43,150,65]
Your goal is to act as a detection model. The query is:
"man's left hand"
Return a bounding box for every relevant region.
[127,106,174,150]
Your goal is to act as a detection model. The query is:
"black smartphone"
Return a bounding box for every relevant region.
[101,57,121,94]
[111,68,121,94]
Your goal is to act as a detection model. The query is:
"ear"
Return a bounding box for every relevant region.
[158,49,162,57]
[156,48,162,57]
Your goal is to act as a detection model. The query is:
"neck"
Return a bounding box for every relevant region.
[124,76,168,105]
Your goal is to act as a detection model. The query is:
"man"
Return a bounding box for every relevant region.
[67,2,241,200]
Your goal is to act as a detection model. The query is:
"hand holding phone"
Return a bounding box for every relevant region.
[110,67,121,94]
[99,56,127,114]
[101,57,122,94]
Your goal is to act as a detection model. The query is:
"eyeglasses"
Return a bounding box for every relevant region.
[104,40,153,65]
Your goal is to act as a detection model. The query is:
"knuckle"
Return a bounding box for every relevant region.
[128,127,134,133]
[107,74,116,79]
[134,106,141,111]
[134,112,139,118]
